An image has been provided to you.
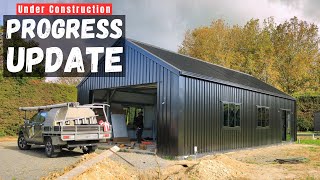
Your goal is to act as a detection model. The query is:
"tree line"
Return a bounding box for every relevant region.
[179,17,320,95]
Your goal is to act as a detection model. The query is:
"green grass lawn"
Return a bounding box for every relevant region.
[298,131,320,134]
[298,131,314,134]
[298,139,320,146]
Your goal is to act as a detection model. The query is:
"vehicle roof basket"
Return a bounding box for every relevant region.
[79,103,110,109]
[19,102,79,111]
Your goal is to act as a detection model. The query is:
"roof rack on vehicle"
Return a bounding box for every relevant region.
[19,102,79,111]
[79,103,110,109]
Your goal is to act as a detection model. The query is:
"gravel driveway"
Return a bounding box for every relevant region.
[0,140,85,180]
[0,140,173,179]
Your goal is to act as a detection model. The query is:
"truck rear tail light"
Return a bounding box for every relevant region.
[103,134,109,137]
[63,135,70,139]
[98,121,111,131]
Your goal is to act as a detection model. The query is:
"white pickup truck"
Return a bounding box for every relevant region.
[17,102,112,157]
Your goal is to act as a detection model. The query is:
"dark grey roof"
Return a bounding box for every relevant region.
[130,39,294,100]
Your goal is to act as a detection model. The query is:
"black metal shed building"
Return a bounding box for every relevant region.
[77,39,296,156]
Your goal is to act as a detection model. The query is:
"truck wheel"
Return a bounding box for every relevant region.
[82,146,97,154]
[45,138,59,158]
[18,134,31,150]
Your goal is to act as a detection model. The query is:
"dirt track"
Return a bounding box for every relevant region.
[0,140,86,180]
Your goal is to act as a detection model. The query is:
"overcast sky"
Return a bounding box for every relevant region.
[1,0,319,51]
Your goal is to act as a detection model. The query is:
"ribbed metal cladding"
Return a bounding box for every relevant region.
[177,76,296,155]
[78,40,296,156]
[77,41,180,156]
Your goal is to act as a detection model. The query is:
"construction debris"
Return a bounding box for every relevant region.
[129,142,135,149]
[139,144,147,150]
[109,147,135,167]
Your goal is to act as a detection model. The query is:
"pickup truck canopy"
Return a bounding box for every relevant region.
[19,102,110,126]
[44,107,96,126]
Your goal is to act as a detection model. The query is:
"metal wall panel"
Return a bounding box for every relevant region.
[314,113,320,131]
[178,76,296,155]
[77,41,180,156]
[78,41,296,156]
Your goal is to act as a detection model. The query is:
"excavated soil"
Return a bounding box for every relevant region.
[42,153,99,180]
[45,144,320,180]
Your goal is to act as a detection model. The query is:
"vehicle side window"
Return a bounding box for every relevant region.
[30,112,47,123]
[38,112,47,123]
[30,113,40,122]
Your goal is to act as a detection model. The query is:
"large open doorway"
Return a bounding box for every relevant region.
[91,83,158,144]
[281,109,291,141]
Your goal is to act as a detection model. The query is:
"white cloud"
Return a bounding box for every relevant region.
[109,0,319,51]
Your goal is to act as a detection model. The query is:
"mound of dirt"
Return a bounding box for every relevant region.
[42,153,99,180]
[47,144,320,180]
[75,158,138,180]
[74,154,253,180]
[189,155,251,179]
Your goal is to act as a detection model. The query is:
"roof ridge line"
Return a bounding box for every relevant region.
[127,39,182,73]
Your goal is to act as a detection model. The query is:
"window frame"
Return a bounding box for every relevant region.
[222,101,241,129]
[256,105,270,128]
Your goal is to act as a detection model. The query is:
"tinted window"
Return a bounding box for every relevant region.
[257,106,270,127]
[235,105,240,126]
[223,104,229,126]
[39,112,47,123]
[30,113,40,122]
[30,112,47,123]
[223,102,240,128]
[229,104,235,127]
[265,108,269,127]
[258,108,262,126]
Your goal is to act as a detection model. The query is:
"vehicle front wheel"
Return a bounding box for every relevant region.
[82,146,97,154]
[18,134,31,150]
[45,138,59,158]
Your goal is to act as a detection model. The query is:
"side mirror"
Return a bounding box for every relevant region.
[24,119,30,124]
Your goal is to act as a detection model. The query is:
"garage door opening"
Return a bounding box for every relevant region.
[91,83,158,145]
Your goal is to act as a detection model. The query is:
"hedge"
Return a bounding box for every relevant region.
[0,79,77,136]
